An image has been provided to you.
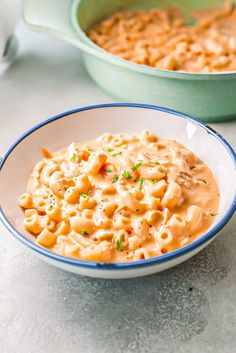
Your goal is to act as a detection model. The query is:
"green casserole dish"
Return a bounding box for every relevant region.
[23,0,236,122]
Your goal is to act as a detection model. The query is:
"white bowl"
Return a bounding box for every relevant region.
[0,103,235,279]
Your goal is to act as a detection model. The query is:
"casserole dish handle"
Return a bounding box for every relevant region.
[22,0,100,57]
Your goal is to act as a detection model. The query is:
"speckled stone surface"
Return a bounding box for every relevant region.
[0,24,236,353]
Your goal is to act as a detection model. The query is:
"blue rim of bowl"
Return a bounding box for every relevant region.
[0,103,236,270]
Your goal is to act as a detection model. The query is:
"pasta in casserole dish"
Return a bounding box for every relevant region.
[87,3,236,73]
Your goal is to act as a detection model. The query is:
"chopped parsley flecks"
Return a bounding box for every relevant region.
[122,171,133,179]
[151,179,157,184]
[116,236,123,252]
[112,174,119,183]
[71,152,77,161]
[81,229,89,236]
[149,161,160,165]
[139,177,144,190]
[105,148,122,156]
[112,152,122,157]
[131,161,142,171]
[106,168,112,173]
[80,192,89,201]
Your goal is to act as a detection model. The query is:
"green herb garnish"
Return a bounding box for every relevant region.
[139,177,144,190]
[69,179,74,183]
[116,236,123,252]
[131,161,142,171]
[81,229,89,236]
[80,192,89,201]
[149,161,160,165]
[122,171,133,179]
[87,148,94,152]
[106,168,112,173]
[112,174,119,184]
[112,174,119,183]
[112,152,122,157]
[151,179,157,184]
[71,152,77,161]
[106,148,114,153]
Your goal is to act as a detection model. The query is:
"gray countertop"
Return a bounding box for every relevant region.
[0,24,236,353]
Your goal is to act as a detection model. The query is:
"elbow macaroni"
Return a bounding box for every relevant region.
[19,131,219,262]
[87,3,236,73]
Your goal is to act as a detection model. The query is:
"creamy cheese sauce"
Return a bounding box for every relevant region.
[18,131,219,262]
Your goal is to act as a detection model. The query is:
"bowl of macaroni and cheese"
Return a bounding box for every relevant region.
[0,103,235,278]
[23,0,236,122]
